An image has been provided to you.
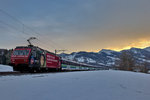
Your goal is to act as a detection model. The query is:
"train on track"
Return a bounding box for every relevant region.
[10,38,102,72]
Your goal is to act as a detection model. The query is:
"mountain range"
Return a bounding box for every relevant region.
[59,47,150,67]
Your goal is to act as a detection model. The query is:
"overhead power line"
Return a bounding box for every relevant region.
[0,19,56,51]
[0,8,70,53]
[0,20,30,36]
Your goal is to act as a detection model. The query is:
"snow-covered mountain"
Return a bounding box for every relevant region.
[144,47,150,52]
[128,47,150,64]
[60,46,150,67]
[60,49,120,67]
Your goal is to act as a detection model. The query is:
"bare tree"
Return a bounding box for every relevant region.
[119,51,135,71]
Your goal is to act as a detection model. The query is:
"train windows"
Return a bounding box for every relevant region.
[13,50,30,56]
[36,50,42,59]
[31,51,36,57]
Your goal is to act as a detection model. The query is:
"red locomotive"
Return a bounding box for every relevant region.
[11,45,61,72]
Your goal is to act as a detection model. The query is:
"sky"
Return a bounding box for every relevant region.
[0,0,150,53]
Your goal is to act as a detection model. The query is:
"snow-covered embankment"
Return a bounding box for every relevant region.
[0,70,150,100]
[0,64,13,72]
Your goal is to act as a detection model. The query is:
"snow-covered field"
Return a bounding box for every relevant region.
[0,70,150,100]
[0,64,13,72]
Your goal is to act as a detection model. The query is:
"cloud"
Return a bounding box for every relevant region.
[0,0,150,53]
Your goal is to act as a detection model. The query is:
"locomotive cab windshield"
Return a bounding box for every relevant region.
[13,49,30,56]
[11,47,32,67]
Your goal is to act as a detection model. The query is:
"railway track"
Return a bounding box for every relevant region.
[0,70,87,76]
[0,71,21,76]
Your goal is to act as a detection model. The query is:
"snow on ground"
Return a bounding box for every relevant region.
[0,64,13,72]
[0,70,150,100]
